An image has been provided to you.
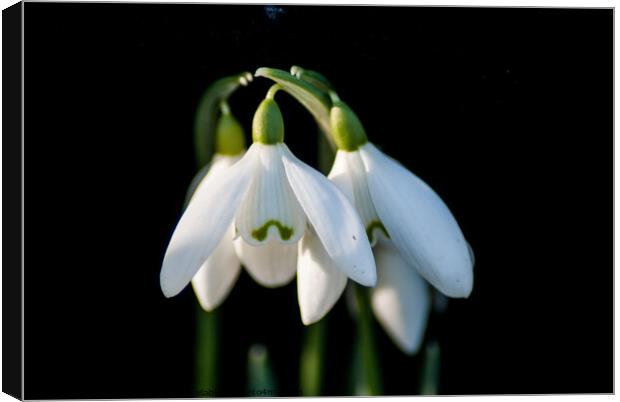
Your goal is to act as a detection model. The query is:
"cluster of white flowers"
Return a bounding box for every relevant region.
[160,73,474,355]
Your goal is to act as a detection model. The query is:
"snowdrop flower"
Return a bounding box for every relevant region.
[330,157,431,353]
[328,96,474,299]
[317,95,472,353]
[160,91,376,318]
[188,109,246,311]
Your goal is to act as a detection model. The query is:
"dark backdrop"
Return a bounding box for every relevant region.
[23,3,612,398]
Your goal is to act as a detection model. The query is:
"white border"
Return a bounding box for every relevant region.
[0,1,615,402]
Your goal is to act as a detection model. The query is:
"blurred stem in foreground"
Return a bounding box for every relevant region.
[299,320,326,396]
[194,308,219,397]
[247,344,277,397]
[317,129,336,174]
[354,284,383,395]
[420,340,441,395]
[350,334,370,395]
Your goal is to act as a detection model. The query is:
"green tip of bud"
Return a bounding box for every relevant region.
[252,98,284,144]
[330,100,368,151]
[215,112,246,156]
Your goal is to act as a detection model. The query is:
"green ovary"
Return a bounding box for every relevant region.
[366,220,390,241]
[251,220,294,242]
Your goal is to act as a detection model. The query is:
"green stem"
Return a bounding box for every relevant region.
[420,341,441,395]
[354,284,383,395]
[299,320,326,396]
[317,130,336,174]
[194,307,219,397]
[254,67,333,137]
[194,72,252,168]
[266,84,282,100]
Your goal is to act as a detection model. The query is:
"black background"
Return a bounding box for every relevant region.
[23,3,612,398]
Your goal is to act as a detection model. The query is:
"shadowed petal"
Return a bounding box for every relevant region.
[371,241,430,354]
[297,228,347,325]
[234,238,297,287]
[191,225,242,311]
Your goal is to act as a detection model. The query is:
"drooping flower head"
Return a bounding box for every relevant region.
[160,88,377,321]
[328,94,474,299]
[321,91,474,354]
[189,107,246,311]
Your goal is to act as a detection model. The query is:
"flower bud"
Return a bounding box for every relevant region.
[252,98,284,144]
[215,112,246,155]
[330,100,368,151]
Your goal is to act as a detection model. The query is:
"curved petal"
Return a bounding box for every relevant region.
[297,229,347,325]
[371,241,430,355]
[191,225,241,311]
[234,238,297,287]
[187,154,243,204]
[235,143,306,245]
[281,144,376,287]
[328,150,386,246]
[160,147,257,298]
[359,143,473,298]
[326,151,354,200]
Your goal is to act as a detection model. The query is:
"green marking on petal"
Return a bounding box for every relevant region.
[252,220,294,242]
[366,220,390,241]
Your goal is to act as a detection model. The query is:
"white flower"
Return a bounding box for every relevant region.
[160,98,376,316]
[324,150,431,353]
[329,144,474,298]
[309,95,474,353]
[325,141,472,353]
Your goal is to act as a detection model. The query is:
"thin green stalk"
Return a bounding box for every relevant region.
[318,130,336,174]
[194,72,252,167]
[194,307,219,397]
[299,320,326,396]
[420,341,441,395]
[354,284,383,395]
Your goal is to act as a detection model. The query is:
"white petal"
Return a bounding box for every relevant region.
[297,228,347,325]
[281,144,376,286]
[371,241,430,355]
[360,143,473,298]
[326,151,354,200]
[235,143,306,245]
[188,154,243,203]
[328,150,386,246]
[234,238,297,287]
[160,147,257,298]
[191,225,241,311]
